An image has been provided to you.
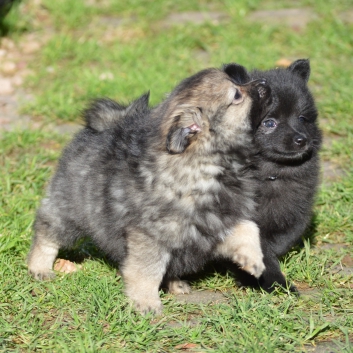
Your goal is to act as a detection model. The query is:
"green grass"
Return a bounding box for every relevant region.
[1,0,353,351]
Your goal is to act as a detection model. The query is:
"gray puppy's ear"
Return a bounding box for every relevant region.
[287,59,310,82]
[126,91,150,115]
[223,63,250,84]
[166,122,201,154]
[166,108,202,154]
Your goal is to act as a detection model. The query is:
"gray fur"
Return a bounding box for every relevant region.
[84,93,150,131]
[27,66,270,314]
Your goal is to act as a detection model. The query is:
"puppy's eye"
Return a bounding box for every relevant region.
[299,115,306,123]
[232,88,243,105]
[263,119,277,129]
[234,89,242,100]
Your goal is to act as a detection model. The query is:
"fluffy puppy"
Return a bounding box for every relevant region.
[237,59,322,292]
[27,65,271,314]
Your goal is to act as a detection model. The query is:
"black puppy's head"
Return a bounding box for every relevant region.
[251,59,322,163]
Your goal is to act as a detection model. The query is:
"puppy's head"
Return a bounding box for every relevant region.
[251,59,322,163]
[164,65,271,154]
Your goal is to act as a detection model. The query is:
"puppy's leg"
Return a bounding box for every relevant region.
[165,278,191,295]
[216,220,265,278]
[259,249,298,294]
[27,216,60,280]
[122,231,170,315]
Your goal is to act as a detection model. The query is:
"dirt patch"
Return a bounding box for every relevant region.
[321,160,347,185]
[300,288,322,302]
[165,315,201,329]
[159,11,229,29]
[320,136,347,184]
[248,8,317,31]
[304,340,348,353]
[316,244,349,251]
[0,91,32,131]
[330,263,353,277]
[173,290,228,305]
[339,9,353,23]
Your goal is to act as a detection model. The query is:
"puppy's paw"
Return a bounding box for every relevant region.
[133,298,163,316]
[167,279,191,295]
[233,251,265,279]
[28,269,55,281]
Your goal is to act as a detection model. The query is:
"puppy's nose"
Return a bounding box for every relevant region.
[294,134,307,146]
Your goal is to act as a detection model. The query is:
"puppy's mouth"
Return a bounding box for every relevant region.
[271,147,314,162]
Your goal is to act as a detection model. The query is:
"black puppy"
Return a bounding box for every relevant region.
[246,59,322,292]
[167,60,320,295]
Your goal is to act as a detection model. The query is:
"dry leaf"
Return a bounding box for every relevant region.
[54,259,81,274]
[342,254,353,266]
[175,342,199,350]
[275,58,292,67]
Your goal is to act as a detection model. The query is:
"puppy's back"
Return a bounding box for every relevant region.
[84,93,150,132]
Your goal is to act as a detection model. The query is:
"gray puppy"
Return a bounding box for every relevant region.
[27,65,271,314]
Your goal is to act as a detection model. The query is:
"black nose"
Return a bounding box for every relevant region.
[294,134,307,146]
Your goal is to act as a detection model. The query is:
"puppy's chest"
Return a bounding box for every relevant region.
[151,155,226,206]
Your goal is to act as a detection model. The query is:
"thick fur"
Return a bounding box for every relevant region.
[27,65,271,314]
[84,93,150,132]
[240,59,322,292]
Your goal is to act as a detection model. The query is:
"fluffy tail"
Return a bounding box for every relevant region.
[83,92,150,131]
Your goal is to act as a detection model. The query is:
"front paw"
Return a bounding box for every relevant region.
[233,252,265,279]
[260,277,299,295]
[133,298,163,316]
[28,269,56,281]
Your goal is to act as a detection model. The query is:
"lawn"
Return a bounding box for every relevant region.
[0,0,352,352]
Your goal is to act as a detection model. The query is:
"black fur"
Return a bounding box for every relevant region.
[248,59,322,292]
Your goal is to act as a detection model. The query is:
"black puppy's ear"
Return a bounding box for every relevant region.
[287,59,310,82]
[223,63,250,84]
[251,79,272,130]
[254,79,271,100]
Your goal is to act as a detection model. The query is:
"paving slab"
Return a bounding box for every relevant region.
[248,8,317,30]
[159,11,229,29]
[339,9,353,24]
[173,290,228,305]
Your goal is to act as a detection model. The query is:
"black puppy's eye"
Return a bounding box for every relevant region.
[234,89,242,100]
[263,119,277,129]
[298,115,306,123]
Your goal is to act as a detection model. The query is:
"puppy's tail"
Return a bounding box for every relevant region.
[83,92,150,131]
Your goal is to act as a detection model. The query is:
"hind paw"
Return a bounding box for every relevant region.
[166,279,191,294]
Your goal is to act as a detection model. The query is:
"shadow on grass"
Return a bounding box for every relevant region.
[57,214,319,292]
[58,237,113,265]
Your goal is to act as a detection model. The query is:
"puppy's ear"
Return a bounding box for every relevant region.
[254,79,271,101]
[287,59,310,82]
[166,108,202,154]
[127,91,150,115]
[223,63,250,84]
[251,79,273,130]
